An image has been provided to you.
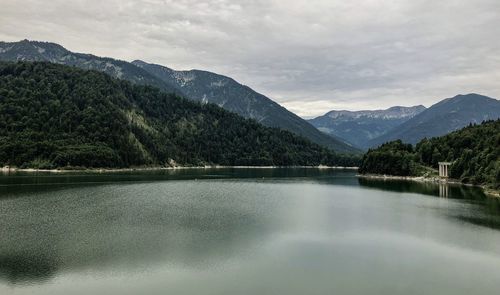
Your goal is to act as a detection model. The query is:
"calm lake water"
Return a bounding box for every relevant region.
[1,168,500,295]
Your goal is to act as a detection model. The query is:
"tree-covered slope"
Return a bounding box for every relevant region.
[0,40,359,154]
[359,120,500,189]
[368,94,500,146]
[0,62,359,169]
[132,60,359,153]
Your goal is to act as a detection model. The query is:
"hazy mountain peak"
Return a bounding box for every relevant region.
[322,105,425,121]
[368,94,500,146]
[309,105,426,149]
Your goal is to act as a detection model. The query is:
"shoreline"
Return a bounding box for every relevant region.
[358,174,500,198]
[1,165,359,174]
[2,165,497,198]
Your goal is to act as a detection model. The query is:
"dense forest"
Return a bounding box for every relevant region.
[359,120,500,189]
[0,40,359,153]
[0,62,360,169]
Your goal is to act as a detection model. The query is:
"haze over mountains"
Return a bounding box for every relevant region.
[310,94,500,149]
[308,106,426,149]
[0,40,357,154]
[367,94,500,147]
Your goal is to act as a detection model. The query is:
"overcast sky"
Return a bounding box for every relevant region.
[1,0,500,117]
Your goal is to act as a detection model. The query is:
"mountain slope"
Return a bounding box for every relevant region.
[0,40,181,96]
[308,105,426,149]
[0,62,360,168]
[132,60,359,153]
[368,94,500,147]
[0,40,358,153]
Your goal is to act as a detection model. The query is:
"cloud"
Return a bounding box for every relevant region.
[1,0,500,117]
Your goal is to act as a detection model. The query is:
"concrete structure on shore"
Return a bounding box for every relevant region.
[438,162,451,178]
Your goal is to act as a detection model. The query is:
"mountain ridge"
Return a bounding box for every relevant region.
[368,93,500,147]
[132,59,359,153]
[308,105,426,149]
[322,105,426,120]
[0,39,181,94]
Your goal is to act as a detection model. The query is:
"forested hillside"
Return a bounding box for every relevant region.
[359,120,500,189]
[133,60,359,153]
[0,62,360,169]
[0,40,358,154]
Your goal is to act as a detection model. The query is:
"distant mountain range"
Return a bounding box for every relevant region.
[309,94,500,149]
[308,105,426,149]
[367,94,500,147]
[0,40,358,154]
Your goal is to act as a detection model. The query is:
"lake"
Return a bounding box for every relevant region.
[1,168,500,295]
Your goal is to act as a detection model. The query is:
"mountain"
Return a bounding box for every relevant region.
[368,94,500,147]
[359,120,500,189]
[308,105,426,149]
[0,39,180,94]
[0,62,360,169]
[0,40,358,154]
[131,60,359,153]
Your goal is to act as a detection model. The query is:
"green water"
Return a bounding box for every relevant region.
[1,168,500,294]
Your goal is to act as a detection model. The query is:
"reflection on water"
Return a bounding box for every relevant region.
[0,168,357,198]
[0,167,354,186]
[1,169,500,295]
[358,177,500,229]
[357,177,487,200]
[0,182,279,283]
[0,254,58,284]
[439,182,449,198]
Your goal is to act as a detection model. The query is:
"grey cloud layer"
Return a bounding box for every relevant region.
[1,0,499,116]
